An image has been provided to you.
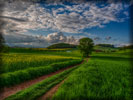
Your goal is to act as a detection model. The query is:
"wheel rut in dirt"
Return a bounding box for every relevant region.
[0,60,85,100]
[37,58,89,100]
[38,79,66,100]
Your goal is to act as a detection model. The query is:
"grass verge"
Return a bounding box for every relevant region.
[0,59,82,88]
[4,61,84,100]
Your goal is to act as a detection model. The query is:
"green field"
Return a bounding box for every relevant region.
[1,48,82,88]
[53,54,132,100]
[1,48,132,100]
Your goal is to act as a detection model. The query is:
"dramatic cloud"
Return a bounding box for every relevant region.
[0,0,130,47]
[46,32,79,44]
[1,1,129,34]
[46,32,67,43]
[3,32,79,47]
[3,32,50,47]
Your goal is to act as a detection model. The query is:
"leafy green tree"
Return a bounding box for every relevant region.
[78,37,94,57]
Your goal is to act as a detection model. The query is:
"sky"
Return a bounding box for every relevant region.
[1,0,132,48]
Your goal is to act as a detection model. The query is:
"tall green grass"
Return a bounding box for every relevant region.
[4,62,83,100]
[0,59,82,87]
[52,55,132,100]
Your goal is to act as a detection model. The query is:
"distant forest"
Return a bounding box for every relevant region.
[96,44,115,48]
[47,43,77,49]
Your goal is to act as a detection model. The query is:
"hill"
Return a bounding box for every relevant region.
[95,44,114,48]
[94,44,117,52]
[47,43,77,49]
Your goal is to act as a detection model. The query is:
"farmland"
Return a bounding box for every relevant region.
[0,48,132,100]
[0,48,82,88]
[1,1,132,100]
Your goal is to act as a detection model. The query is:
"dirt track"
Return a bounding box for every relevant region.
[38,79,65,100]
[0,60,84,100]
[37,58,88,100]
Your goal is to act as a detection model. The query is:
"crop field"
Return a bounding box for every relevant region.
[0,48,132,100]
[0,49,82,88]
[2,53,80,73]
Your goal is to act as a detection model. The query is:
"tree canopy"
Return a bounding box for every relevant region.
[78,37,94,57]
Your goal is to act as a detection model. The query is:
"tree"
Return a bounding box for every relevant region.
[78,37,94,57]
[0,33,5,53]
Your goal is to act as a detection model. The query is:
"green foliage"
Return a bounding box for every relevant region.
[78,37,94,57]
[4,65,79,100]
[2,53,78,73]
[52,54,132,100]
[1,48,82,88]
[96,44,115,48]
[47,43,77,49]
[2,47,132,100]
[0,59,82,87]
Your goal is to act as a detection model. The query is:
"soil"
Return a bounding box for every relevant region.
[38,79,65,100]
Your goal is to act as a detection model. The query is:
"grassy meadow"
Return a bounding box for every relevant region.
[1,47,132,100]
[53,53,132,100]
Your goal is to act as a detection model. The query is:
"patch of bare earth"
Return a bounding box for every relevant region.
[0,60,84,100]
[38,79,66,100]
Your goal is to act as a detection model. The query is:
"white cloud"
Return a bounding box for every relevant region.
[1,1,130,47]
[46,32,66,43]
[46,32,79,44]
[1,1,129,35]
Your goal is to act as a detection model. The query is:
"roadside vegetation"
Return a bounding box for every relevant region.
[4,60,86,100]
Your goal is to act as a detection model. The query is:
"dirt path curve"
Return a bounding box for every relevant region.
[0,60,84,100]
[38,58,89,100]
[38,79,66,100]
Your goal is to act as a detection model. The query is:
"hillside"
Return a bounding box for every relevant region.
[94,44,117,52]
[47,43,77,49]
